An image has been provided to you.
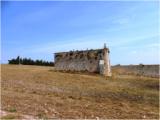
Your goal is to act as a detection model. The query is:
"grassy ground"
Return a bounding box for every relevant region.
[1,64,159,119]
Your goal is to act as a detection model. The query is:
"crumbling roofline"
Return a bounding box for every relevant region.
[54,48,109,54]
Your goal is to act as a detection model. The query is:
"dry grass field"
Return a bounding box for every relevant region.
[1,64,159,119]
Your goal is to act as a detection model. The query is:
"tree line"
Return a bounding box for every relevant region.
[8,56,54,66]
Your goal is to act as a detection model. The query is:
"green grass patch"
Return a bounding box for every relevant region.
[1,114,18,119]
[8,107,17,112]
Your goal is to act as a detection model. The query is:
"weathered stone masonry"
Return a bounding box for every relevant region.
[54,46,111,76]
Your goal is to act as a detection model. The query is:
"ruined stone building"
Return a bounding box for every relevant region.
[54,44,111,76]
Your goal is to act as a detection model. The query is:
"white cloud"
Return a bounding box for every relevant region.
[22,33,159,55]
[113,18,129,25]
[131,50,137,54]
[26,36,109,54]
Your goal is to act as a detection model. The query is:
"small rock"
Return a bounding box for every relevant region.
[44,109,48,113]
[143,115,146,118]
[96,117,99,120]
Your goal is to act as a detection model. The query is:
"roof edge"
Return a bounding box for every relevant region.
[54,48,109,54]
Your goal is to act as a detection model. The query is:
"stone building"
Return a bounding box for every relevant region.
[54,44,111,76]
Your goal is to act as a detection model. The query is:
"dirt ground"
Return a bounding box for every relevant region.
[1,64,159,119]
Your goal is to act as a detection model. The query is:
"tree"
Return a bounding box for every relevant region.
[8,56,54,66]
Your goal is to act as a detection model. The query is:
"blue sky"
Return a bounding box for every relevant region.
[1,1,159,65]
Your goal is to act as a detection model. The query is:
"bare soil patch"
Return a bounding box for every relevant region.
[1,64,159,119]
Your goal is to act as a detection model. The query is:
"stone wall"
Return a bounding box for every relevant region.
[112,65,159,78]
[54,49,110,74]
